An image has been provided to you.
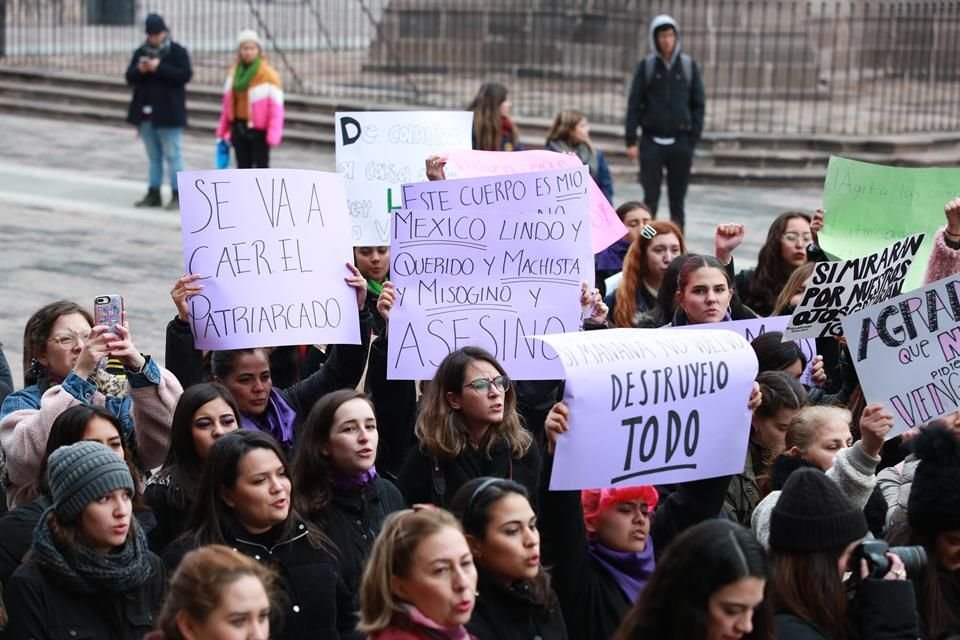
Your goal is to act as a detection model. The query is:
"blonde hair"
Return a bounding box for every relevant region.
[415,347,531,461]
[358,508,465,633]
[545,110,592,151]
[786,405,852,453]
[772,261,815,316]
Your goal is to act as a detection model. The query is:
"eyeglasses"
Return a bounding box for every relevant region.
[47,331,91,350]
[464,375,510,393]
[782,232,813,244]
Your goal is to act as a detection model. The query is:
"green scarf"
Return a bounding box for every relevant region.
[233,57,261,92]
[366,278,383,296]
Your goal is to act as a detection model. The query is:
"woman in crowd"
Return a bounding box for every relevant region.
[469,82,521,151]
[1,300,179,507]
[670,254,743,326]
[145,382,240,552]
[4,441,166,639]
[292,389,404,625]
[613,519,773,640]
[610,220,685,327]
[358,506,476,639]
[724,371,809,525]
[215,29,284,169]
[595,201,652,288]
[165,430,353,640]
[355,245,390,336]
[163,267,372,453]
[0,404,150,586]
[769,468,918,639]
[771,262,815,316]
[545,110,613,202]
[450,477,567,639]
[752,404,892,547]
[149,544,280,640]
[886,425,960,639]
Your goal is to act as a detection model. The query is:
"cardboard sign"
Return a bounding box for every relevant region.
[842,274,960,437]
[784,234,924,339]
[387,167,593,380]
[335,111,473,246]
[538,328,759,489]
[177,169,360,350]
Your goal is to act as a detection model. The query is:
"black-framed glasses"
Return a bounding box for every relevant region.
[464,375,510,393]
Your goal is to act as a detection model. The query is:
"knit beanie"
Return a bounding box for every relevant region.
[582,485,659,533]
[238,29,262,48]
[907,424,960,535]
[769,468,867,553]
[47,441,134,521]
[144,13,167,35]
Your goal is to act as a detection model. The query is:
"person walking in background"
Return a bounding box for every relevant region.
[125,13,192,211]
[625,14,705,232]
[215,30,285,169]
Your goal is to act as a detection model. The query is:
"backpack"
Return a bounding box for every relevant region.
[644,52,693,90]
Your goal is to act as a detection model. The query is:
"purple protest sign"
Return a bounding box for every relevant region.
[176,169,361,350]
[537,328,758,490]
[388,167,593,380]
[441,149,626,253]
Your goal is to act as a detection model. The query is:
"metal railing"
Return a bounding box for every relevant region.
[2,0,959,135]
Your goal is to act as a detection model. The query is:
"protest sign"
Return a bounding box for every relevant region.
[842,274,960,437]
[387,166,593,380]
[177,169,360,350]
[335,111,472,246]
[442,149,626,253]
[784,234,924,339]
[818,157,959,290]
[538,328,759,490]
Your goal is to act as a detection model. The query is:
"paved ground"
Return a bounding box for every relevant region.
[0,113,823,385]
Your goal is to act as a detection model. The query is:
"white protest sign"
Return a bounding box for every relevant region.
[387,166,593,380]
[335,111,472,246]
[784,234,924,339]
[538,328,759,489]
[177,169,360,350]
[842,274,960,437]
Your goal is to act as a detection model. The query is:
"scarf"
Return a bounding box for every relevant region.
[233,57,262,93]
[240,388,297,449]
[142,35,171,59]
[367,278,384,297]
[329,466,378,490]
[31,508,155,594]
[587,538,656,603]
[548,139,599,177]
[399,605,471,640]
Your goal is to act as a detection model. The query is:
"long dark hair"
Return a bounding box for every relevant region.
[22,300,93,387]
[751,331,807,374]
[156,383,241,505]
[468,82,517,151]
[652,253,694,326]
[449,477,554,610]
[769,548,848,639]
[746,212,811,316]
[614,519,774,640]
[886,524,959,638]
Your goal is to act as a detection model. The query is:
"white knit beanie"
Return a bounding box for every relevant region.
[238,29,262,48]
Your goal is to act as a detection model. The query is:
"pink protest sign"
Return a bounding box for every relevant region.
[442,149,626,253]
[388,166,593,380]
[177,169,361,350]
[537,328,758,490]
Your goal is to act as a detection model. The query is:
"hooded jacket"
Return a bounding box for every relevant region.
[625,15,706,145]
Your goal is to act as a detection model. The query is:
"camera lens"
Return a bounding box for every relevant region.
[889,546,927,578]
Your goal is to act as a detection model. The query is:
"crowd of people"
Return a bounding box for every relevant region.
[0,9,958,640]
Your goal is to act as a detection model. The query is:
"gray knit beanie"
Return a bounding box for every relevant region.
[47,441,134,521]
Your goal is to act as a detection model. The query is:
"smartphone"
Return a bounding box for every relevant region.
[139,56,150,64]
[94,295,124,334]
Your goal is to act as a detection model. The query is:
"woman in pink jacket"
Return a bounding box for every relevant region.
[215,29,284,169]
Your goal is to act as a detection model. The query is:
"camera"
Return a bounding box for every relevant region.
[849,539,926,582]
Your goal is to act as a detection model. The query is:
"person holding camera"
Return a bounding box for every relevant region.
[769,468,919,639]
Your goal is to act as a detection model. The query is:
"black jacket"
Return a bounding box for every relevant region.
[3,553,165,640]
[143,474,189,554]
[466,569,568,640]
[0,495,50,588]
[397,440,542,509]
[364,336,420,480]
[125,40,191,127]
[165,519,356,640]
[624,51,705,144]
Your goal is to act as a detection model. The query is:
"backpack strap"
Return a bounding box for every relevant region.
[680,53,693,88]
[643,54,657,89]
[644,52,693,90]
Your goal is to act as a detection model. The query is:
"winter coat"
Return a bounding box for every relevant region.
[876,454,918,531]
[723,439,765,525]
[3,552,165,640]
[544,139,613,203]
[466,569,568,640]
[0,495,50,588]
[215,59,285,147]
[363,336,419,480]
[125,40,191,127]
[143,472,190,554]
[165,519,355,640]
[924,228,960,285]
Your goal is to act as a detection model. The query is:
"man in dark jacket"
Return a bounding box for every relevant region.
[625,14,706,232]
[125,13,192,211]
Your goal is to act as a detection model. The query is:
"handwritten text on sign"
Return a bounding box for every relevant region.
[443,149,626,253]
[784,234,924,340]
[387,167,593,380]
[335,111,472,246]
[842,274,960,437]
[177,169,360,350]
[538,328,759,490]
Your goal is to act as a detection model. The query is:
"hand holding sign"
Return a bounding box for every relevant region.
[171,274,204,323]
[344,263,368,310]
[859,403,895,457]
[377,281,396,326]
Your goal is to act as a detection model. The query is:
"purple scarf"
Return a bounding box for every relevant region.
[587,538,656,604]
[329,466,378,490]
[596,237,632,271]
[240,388,297,449]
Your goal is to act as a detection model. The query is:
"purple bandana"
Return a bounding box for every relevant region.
[587,538,656,603]
[329,466,378,490]
[240,388,297,449]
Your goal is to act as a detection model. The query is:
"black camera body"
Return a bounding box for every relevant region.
[850,539,926,581]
